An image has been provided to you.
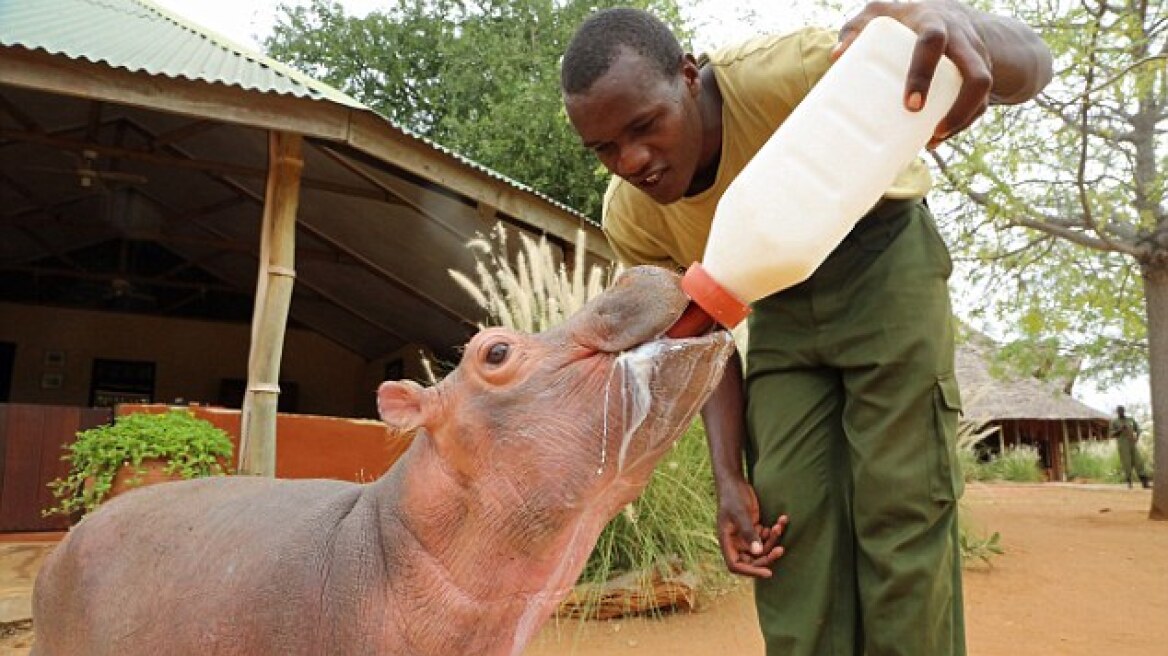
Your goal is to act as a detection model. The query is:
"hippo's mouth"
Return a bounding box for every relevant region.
[599,330,735,476]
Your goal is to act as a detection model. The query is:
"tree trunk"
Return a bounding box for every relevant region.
[1141,264,1168,519]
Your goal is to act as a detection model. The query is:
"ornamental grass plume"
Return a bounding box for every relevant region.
[448,224,622,332]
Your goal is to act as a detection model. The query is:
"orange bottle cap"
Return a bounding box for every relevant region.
[680,263,751,330]
[665,301,715,338]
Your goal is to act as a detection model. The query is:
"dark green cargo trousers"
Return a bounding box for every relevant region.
[744,199,965,656]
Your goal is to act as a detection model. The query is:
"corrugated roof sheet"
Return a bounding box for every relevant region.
[0,0,361,107]
[0,0,593,224]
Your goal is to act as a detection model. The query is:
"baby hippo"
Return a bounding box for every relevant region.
[31,265,735,656]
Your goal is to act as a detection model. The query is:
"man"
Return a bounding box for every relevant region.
[560,3,1051,655]
[1110,405,1151,489]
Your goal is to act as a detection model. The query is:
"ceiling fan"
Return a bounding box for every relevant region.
[22,149,149,189]
[104,277,157,304]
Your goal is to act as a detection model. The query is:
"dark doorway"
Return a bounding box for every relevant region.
[0,342,14,402]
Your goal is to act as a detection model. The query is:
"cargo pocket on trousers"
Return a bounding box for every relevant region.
[930,373,964,502]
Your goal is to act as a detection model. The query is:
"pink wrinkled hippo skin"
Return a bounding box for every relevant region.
[31,265,734,656]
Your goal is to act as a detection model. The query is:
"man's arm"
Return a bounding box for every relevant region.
[700,345,786,578]
[836,0,1053,145]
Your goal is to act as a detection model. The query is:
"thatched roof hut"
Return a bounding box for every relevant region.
[955,332,1109,481]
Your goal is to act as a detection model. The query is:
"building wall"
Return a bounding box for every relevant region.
[120,404,412,482]
[0,302,374,417]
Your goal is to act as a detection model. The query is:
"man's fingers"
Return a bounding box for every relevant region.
[729,509,764,555]
[728,557,775,579]
[904,23,947,112]
[760,518,787,552]
[752,545,785,567]
[727,545,785,578]
[930,27,993,143]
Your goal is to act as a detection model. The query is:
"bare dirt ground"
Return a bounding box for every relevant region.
[3,483,1165,655]
[525,483,1167,656]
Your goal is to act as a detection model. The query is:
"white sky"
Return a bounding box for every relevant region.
[149,0,1149,415]
[151,0,827,51]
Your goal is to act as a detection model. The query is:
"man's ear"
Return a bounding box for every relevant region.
[682,53,701,93]
[377,380,430,432]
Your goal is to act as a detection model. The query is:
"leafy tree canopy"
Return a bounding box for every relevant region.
[266,0,690,219]
[931,0,1163,391]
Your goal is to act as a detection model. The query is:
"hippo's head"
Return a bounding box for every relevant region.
[377,265,733,538]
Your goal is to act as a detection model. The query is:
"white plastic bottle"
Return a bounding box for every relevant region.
[670,17,962,337]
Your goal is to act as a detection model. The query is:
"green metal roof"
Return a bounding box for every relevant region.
[0,0,594,225]
[0,0,362,107]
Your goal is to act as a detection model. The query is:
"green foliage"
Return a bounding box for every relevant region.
[45,410,234,518]
[955,418,1000,483]
[956,423,1045,484]
[266,0,689,219]
[930,0,1163,389]
[953,418,1005,566]
[1068,440,1121,483]
[959,525,1004,568]
[578,420,726,609]
[1069,439,1156,482]
[985,445,1046,483]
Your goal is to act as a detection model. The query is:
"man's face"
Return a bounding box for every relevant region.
[564,48,704,205]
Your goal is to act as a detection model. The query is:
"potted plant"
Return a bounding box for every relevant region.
[45,409,234,519]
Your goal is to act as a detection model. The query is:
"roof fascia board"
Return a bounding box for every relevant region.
[0,45,615,261]
[0,46,351,139]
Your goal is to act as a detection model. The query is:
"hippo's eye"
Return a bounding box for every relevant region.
[485,342,510,365]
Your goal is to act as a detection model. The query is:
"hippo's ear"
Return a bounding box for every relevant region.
[377,380,431,432]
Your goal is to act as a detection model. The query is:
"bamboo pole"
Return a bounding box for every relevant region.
[238,131,303,477]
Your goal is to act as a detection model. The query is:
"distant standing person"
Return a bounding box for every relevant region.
[1110,406,1151,489]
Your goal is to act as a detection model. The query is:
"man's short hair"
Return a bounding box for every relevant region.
[561,7,683,95]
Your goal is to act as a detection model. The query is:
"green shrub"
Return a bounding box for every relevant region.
[959,524,1004,567]
[985,444,1045,483]
[45,409,234,518]
[956,419,999,483]
[1068,440,1120,482]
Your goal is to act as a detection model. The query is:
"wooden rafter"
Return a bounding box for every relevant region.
[0,91,43,131]
[0,127,404,204]
[2,264,238,294]
[295,219,478,331]
[151,119,220,148]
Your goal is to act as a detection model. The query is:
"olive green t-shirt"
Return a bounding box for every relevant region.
[602,27,933,270]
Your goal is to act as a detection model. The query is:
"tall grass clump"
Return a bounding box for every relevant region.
[956,417,999,483]
[1068,440,1120,482]
[1068,439,1156,483]
[449,225,719,617]
[985,444,1045,482]
[577,421,725,605]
